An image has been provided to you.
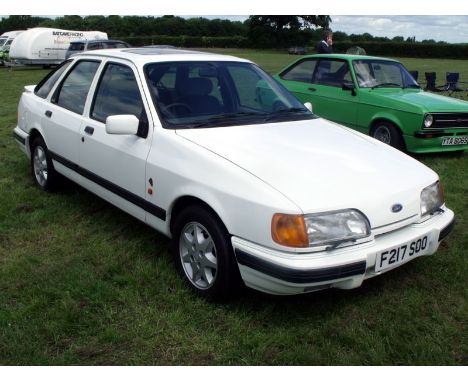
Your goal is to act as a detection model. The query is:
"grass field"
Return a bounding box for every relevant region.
[0,50,467,365]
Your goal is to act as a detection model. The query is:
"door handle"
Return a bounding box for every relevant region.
[45,110,52,118]
[308,87,317,92]
[84,126,94,135]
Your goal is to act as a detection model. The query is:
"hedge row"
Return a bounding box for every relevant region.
[333,41,468,59]
[113,35,468,59]
[113,35,249,48]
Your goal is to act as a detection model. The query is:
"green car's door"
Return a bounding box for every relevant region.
[279,58,359,128]
[309,58,359,127]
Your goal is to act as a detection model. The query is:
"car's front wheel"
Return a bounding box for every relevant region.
[171,205,242,299]
[30,136,59,191]
[371,121,405,151]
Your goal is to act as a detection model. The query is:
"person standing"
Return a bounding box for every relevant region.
[316,30,333,54]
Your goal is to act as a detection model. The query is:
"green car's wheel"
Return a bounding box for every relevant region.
[371,121,405,151]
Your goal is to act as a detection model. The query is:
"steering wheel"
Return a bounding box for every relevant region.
[161,102,193,115]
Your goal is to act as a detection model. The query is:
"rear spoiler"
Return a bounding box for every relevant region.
[24,85,36,93]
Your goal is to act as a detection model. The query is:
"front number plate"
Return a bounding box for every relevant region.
[442,136,468,146]
[375,235,429,272]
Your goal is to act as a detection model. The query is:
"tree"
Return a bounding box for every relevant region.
[246,15,331,48]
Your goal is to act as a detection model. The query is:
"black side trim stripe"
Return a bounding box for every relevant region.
[49,151,166,221]
[235,249,366,284]
[13,132,26,145]
[438,217,455,242]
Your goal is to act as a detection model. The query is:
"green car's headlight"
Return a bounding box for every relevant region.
[304,209,371,247]
[420,181,444,216]
[424,114,434,128]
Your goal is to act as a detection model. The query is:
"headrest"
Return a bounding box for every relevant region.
[179,77,213,96]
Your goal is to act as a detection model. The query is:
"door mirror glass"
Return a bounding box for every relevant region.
[304,102,313,112]
[105,115,139,135]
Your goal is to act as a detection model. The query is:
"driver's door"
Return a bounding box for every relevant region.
[308,58,359,128]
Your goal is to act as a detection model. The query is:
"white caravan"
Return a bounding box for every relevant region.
[9,28,107,65]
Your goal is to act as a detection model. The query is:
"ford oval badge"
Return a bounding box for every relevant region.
[392,204,403,213]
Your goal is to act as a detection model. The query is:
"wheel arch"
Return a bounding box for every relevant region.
[169,195,229,237]
[369,117,407,151]
[369,115,403,136]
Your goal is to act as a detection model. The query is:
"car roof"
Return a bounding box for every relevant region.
[294,53,398,62]
[299,53,398,62]
[73,47,252,65]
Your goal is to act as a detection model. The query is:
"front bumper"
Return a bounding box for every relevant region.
[232,207,455,295]
[405,131,468,153]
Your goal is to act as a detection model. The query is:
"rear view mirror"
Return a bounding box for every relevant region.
[105,115,139,135]
[304,102,313,112]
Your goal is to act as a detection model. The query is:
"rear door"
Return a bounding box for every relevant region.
[40,59,101,166]
[78,60,153,221]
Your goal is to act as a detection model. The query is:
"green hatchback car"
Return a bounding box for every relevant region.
[275,54,468,153]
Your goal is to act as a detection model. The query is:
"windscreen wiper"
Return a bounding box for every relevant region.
[371,82,402,89]
[187,112,267,129]
[263,107,310,123]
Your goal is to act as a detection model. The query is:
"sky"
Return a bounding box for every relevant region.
[189,15,468,43]
[330,16,468,43]
[2,0,468,44]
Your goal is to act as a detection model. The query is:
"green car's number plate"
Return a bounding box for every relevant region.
[442,136,468,146]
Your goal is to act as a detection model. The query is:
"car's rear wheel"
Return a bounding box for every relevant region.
[371,121,405,151]
[30,136,59,191]
[171,205,242,299]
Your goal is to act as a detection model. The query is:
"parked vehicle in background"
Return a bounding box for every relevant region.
[288,46,307,55]
[65,39,131,59]
[276,54,468,154]
[0,30,24,65]
[13,48,454,298]
[9,28,107,66]
[0,30,24,49]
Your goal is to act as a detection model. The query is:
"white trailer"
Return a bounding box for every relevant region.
[9,28,108,65]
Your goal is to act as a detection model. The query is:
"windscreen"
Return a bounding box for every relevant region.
[353,60,419,89]
[145,61,315,129]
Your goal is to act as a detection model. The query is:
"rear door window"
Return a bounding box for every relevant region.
[52,60,100,114]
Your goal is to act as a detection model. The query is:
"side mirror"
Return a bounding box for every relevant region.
[304,102,313,112]
[105,115,139,135]
[342,82,356,96]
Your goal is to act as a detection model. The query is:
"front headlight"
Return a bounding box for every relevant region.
[271,209,371,248]
[304,209,371,247]
[420,181,444,216]
[424,114,433,128]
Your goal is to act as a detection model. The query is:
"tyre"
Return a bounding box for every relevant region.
[171,205,242,299]
[371,121,405,151]
[30,136,59,191]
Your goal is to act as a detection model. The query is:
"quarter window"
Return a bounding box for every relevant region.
[53,60,100,114]
[34,60,72,99]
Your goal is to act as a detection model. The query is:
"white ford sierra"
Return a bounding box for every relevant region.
[13,48,455,298]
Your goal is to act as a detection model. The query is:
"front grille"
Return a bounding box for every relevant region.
[426,113,468,129]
